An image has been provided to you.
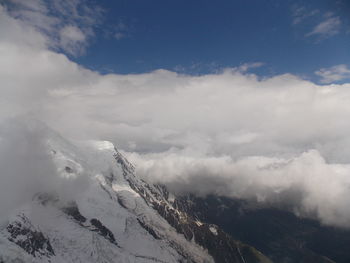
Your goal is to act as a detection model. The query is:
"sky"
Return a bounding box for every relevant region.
[81,0,350,81]
[5,0,350,81]
[2,0,350,227]
[83,0,350,81]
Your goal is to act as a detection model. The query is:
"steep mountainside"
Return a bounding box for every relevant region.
[172,194,350,263]
[0,129,270,263]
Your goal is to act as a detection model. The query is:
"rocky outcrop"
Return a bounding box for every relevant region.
[6,214,54,258]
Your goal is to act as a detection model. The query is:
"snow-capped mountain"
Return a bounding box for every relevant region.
[0,126,270,263]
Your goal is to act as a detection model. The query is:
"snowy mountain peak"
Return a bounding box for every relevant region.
[0,126,271,263]
[0,130,212,263]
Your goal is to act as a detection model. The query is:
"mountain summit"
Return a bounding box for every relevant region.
[0,125,270,263]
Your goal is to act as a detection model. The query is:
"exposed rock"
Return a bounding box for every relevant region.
[64,166,74,173]
[174,194,341,263]
[62,202,87,224]
[137,218,161,240]
[6,215,54,258]
[90,218,117,245]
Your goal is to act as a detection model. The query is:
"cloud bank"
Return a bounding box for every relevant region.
[2,2,350,227]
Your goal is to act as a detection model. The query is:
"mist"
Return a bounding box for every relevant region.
[0,118,56,219]
[2,1,350,228]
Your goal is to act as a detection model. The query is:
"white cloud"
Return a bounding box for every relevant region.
[291,6,319,25]
[126,150,350,227]
[306,16,341,39]
[291,6,342,41]
[114,21,130,40]
[315,64,350,83]
[4,0,103,56]
[237,62,264,72]
[59,25,87,55]
[115,32,126,40]
[3,3,350,227]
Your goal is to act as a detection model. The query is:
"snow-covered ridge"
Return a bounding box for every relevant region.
[0,129,213,263]
[0,125,271,263]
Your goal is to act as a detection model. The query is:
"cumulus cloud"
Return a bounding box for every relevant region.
[315,64,350,83]
[3,2,350,228]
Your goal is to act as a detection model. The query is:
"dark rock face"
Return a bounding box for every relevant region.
[61,201,119,246]
[137,218,161,240]
[6,215,54,258]
[173,195,350,263]
[151,188,271,263]
[90,218,117,244]
[62,202,87,223]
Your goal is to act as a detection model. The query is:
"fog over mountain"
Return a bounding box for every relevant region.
[2,1,350,228]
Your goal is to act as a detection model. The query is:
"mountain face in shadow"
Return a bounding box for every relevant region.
[172,194,350,263]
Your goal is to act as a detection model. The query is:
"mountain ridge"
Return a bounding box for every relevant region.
[0,127,270,263]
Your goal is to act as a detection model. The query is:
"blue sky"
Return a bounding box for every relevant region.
[68,0,350,82]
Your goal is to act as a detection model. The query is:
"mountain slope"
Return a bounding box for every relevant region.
[0,128,270,263]
[171,194,350,263]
